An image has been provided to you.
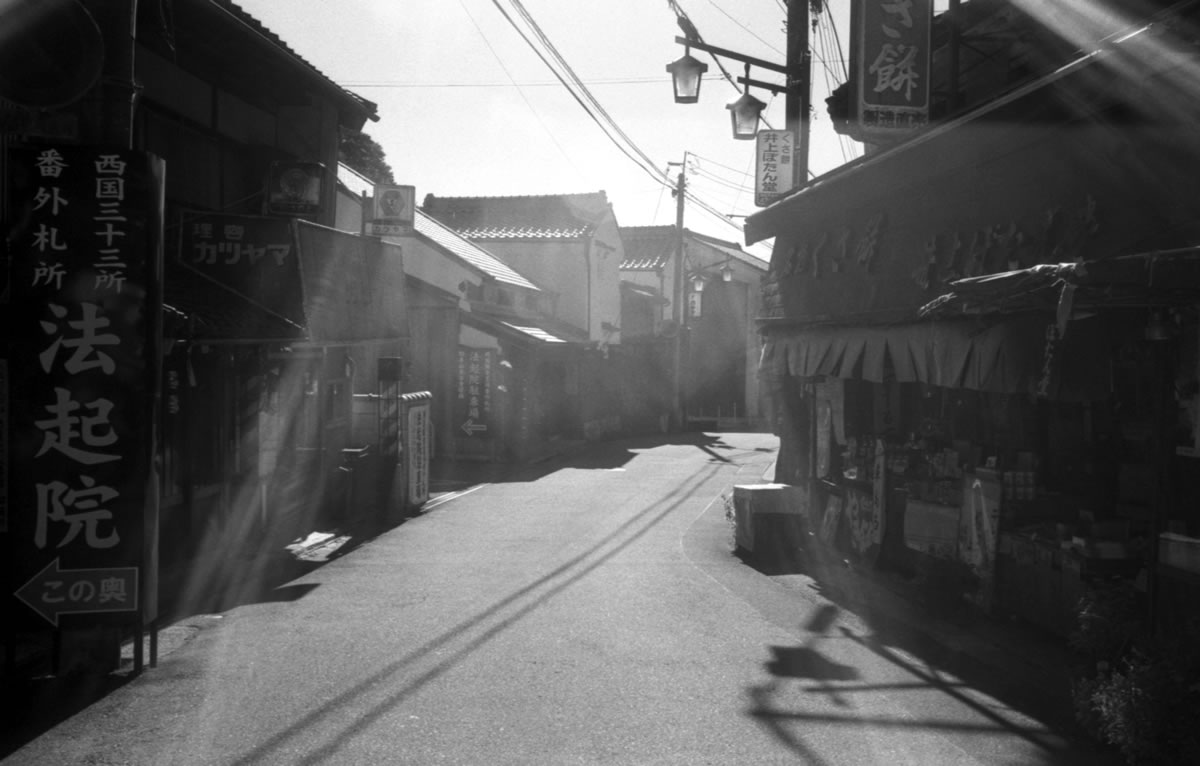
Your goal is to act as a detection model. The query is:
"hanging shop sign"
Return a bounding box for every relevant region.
[4,145,164,629]
[265,161,324,217]
[755,130,795,207]
[367,184,416,236]
[456,347,494,438]
[853,0,932,137]
[179,212,305,325]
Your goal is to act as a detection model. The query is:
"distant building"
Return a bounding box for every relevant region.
[620,226,768,429]
[339,167,603,460]
[422,192,624,348]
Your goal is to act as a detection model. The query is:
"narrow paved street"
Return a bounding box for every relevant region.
[5,433,1112,765]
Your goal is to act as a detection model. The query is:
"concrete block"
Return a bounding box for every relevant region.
[733,484,808,562]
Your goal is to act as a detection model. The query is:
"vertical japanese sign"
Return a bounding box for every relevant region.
[456,347,494,438]
[406,399,430,506]
[4,145,163,629]
[754,130,795,207]
[853,0,932,137]
[378,357,402,462]
[180,212,304,325]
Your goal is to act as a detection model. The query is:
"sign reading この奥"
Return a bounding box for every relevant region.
[4,145,163,629]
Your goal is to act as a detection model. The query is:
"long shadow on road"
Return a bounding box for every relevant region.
[232,443,734,765]
[735,545,1121,765]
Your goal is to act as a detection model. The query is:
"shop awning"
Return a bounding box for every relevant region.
[165,262,306,343]
[921,249,1200,318]
[762,315,1110,401]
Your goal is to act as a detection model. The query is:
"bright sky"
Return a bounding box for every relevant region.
[235,1,878,261]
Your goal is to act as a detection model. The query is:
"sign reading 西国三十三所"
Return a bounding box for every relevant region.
[4,145,163,629]
[853,0,932,138]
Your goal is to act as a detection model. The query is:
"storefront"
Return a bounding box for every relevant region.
[746,23,1200,635]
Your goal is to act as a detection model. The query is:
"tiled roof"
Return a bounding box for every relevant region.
[414,214,542,291]
[619,225,768,271]
[620,225,676,271]
[422,192,610,241]
[336,164,541,291]
[214,1,377,121]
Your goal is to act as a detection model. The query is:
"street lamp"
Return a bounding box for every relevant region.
[666,47,707,104]
[690,259,736,292]
[666,0,811,186]
[727,69,767,140]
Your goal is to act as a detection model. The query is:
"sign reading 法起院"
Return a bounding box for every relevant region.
[853,0,932,137]
[3,145,163,629]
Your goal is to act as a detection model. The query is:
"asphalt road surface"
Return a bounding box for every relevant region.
[4,432,1112,765]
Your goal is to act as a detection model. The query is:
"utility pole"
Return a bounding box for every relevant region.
[670,154,687,431]
[786,0,811,186]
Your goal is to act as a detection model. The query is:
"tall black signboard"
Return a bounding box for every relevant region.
[3,145,163,633]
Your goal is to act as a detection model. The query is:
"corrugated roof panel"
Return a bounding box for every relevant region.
[501,323,569,343]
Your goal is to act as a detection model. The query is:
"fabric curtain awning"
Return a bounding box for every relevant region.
[762,316,1109,401]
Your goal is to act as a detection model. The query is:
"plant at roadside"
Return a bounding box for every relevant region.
[1069,581,1142,667]
[1070,583,1200,764]
[1073,643,1200,764]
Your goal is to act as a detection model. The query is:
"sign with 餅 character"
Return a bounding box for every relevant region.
[3,145,164,629]
[852,0,932,138]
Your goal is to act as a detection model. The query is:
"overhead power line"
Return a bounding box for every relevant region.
[488,0,753,240]
[342,77,667,88]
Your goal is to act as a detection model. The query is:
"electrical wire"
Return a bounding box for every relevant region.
[702,0,785,57]
[341,77,667,88]
[458,0,586,177]
[489,0,666,190]
[667,0,744,97]
[491,0,752,241]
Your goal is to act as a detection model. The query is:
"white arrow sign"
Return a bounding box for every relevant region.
[461,418,488,436]
[15,558,139,627]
